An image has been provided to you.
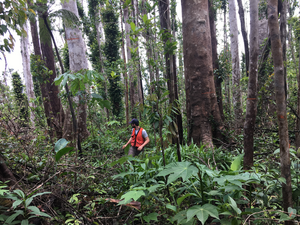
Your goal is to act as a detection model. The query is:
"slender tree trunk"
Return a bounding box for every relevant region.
[237,0,249,77]
[268,0,293,217]
[21,20,35,125]
[295,17,300,151]
[38,16,64,138]
[141,0,155,95]
[29,9,53,132]
[280,0,288,100]
[120,3,129,125]
[124,4,136,117]
[243,0,259,170]
[132,0,144,109]
[62,0,90,141]
[181,0,216,147]
[228,0,242,133]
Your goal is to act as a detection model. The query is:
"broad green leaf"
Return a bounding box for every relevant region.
[230,154,244,171]
[4,211,24,224]
[288,207,296,219]
[279,212,293,222]
[101,100,111,110]
[27,206,40,214]
[110,156,129,167]
[228,196,241,214]
[147,184,162,193]
[119,190,145,204]
[55,147,74,162]
[130,22,136,31]
[91,93,103,99]
[13,190,25,199]
[156,161,198,184]
[12,199,22,209]
[143,212,158,223]
[21,219,28,225]
[166,204,177,212]
[278,177,287,184]
[187,204,219,224]
[124,144,130,155]
[142,14,147,23]
[54,138,69,153]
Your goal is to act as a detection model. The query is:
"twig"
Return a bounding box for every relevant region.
[28,171,61,195]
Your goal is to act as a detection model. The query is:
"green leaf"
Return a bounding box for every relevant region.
[4,211,24,224]
[27,206,40,214]
[142,14,147,23]
[230,154,244,171]
[166,204,177,212]
[12,199,23,209]
[143,212,158,223]
[54,138,69,153]
[278,177,286,184]
[119,190,145,204]
[228,196,241,214]
[55,147,74,162]
[124,144,130,155]
[123,0,131,8]
[21,219,28,225]
[13,190,25,199]
[288,207,296,219]
[156,161,198,184]
[186,204,219,224]
[110,156,129,167]
[279,212,293,222]
[130,22,136,32]
[177,193,196,208]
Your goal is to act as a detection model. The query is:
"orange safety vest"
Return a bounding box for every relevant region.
[131,128,145,147]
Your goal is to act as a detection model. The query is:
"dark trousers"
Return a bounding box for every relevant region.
[128,146,143,157]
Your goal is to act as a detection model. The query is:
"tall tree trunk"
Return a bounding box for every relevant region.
[237,0,249,77]
[243,0,259,170]
[268,0,293,217]
[29,8,53,133]
[62,0,90,141]
[38,16,64,138]
[228,0,242,133]
[208,0,225,142]
[209,0,225,122]
[141,0,155,95]
[21,20,35,125]
[120,3,129,125]
[181,0,217,147]
[124,4,137,117]
[280,0,288,100]
[295,17,300,151]
[132,0,144,110]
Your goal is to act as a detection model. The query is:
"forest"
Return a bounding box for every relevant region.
[0,0,300,224]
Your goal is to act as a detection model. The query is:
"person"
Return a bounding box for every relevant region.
[122,118,150,156]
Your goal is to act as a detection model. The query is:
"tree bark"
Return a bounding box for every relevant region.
[21,20,35,125]
[208,0,225,141]
[38,16,64,138]
[120,3,129,125]
[132,0,144,109]
[29,9,53,132]
[237,0,249,77]
[268,0,293,217]
[296,17,300,151]
[228,0,242,133]
[243,0,259,170]
[62,0,90,141]
[181,0,217,147]
[280,0,288,100]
